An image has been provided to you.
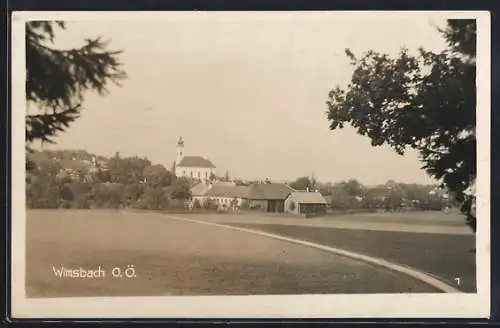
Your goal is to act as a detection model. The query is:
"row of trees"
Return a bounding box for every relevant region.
[26,150,192,210]
[289,176,453,212]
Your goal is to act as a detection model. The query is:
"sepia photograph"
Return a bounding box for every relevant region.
[11,11,490,318]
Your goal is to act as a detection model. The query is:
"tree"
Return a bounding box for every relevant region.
[171,161,176,177]
[340,179,364,197]
[290,176,312,191]
[169,177,191,200]
[26,21,126,163]
[122,183,145,205]
[326,19,476,230]
[107,156,151,184]
[144,164,173,188]
[90,183,124,208]
[141,187,169,210]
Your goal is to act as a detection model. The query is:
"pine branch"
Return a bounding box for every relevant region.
[25,104,81,144]
[25,21,127,144]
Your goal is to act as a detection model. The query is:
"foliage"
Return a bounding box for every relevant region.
[325,19,476,228]
[170,177,192,199]
[139,187,170,210]
[339,179,364,197]
[107,155,151,184]
[26,21,126,146]
[289,176,313,191]
[26,149,181,210]
[144,164,173,188]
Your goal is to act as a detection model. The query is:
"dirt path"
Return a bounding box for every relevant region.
[186,212,473,235]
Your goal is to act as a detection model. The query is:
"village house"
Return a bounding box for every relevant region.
[173,137,216,181]
[246,182,295,213]
[189,180,237,206]
[284,191,328,217]
[204,185,250,209]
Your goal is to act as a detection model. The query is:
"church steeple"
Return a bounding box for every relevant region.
[176,136,185,165]
[177,136,184,147]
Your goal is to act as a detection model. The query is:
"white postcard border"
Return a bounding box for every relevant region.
[10,10,491,319]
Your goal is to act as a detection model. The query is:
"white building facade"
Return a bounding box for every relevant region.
[174,137,216,180]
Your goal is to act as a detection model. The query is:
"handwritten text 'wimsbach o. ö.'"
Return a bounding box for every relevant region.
[51,265,137,279]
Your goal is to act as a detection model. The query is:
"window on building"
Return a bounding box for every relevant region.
[183,170,186,175]
[190,171,193,177]
[197,172,200,178]
[205,171,208,178]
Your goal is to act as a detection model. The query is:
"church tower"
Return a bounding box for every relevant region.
[176,136,185,165]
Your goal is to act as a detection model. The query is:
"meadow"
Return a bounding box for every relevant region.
[25,209,441,297]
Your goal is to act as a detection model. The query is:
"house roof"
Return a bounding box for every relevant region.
[205,186,250,198]
[289,191,328,204]
[213,181,236,187]
[177,156,216,168]
[247,183,294,200]
[190,182,212,196]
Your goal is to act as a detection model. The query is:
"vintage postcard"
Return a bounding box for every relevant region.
[11,11,490,318]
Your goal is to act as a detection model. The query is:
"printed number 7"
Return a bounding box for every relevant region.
[454,277,461,286]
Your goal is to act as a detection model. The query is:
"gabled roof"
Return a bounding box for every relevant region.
[190,182,212,196]
[205,186,250,198]
[177,156,216,168]
[213,181,236,187]
[247,183,294,200]
[289,191,328,204]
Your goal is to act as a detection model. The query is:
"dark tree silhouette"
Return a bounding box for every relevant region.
[326,19,476,231]
[26,21,126,149]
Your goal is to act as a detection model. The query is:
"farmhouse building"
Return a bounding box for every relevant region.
[247,183,295,213]
[189,181,239,205]
[285,191,328,217]
[204,185,250,208]
[173,137,216,181]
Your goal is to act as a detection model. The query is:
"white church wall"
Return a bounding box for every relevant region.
[175,166,215,180]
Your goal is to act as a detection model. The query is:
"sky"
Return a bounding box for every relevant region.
[33,12,450,185]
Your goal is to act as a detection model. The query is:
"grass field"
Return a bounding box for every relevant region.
[224,212,476,293]
[174,210,476,292]
[25,209,441,297]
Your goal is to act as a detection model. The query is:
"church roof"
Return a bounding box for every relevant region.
[177,156,216,168]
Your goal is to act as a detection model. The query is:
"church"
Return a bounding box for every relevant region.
[173,137,216,181]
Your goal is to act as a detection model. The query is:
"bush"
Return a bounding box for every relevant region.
[58,200,72,209]
[73,194,91,209]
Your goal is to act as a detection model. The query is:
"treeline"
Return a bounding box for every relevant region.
[27,149,454,212]
[289,177,455,212]
[26,150,191,210]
